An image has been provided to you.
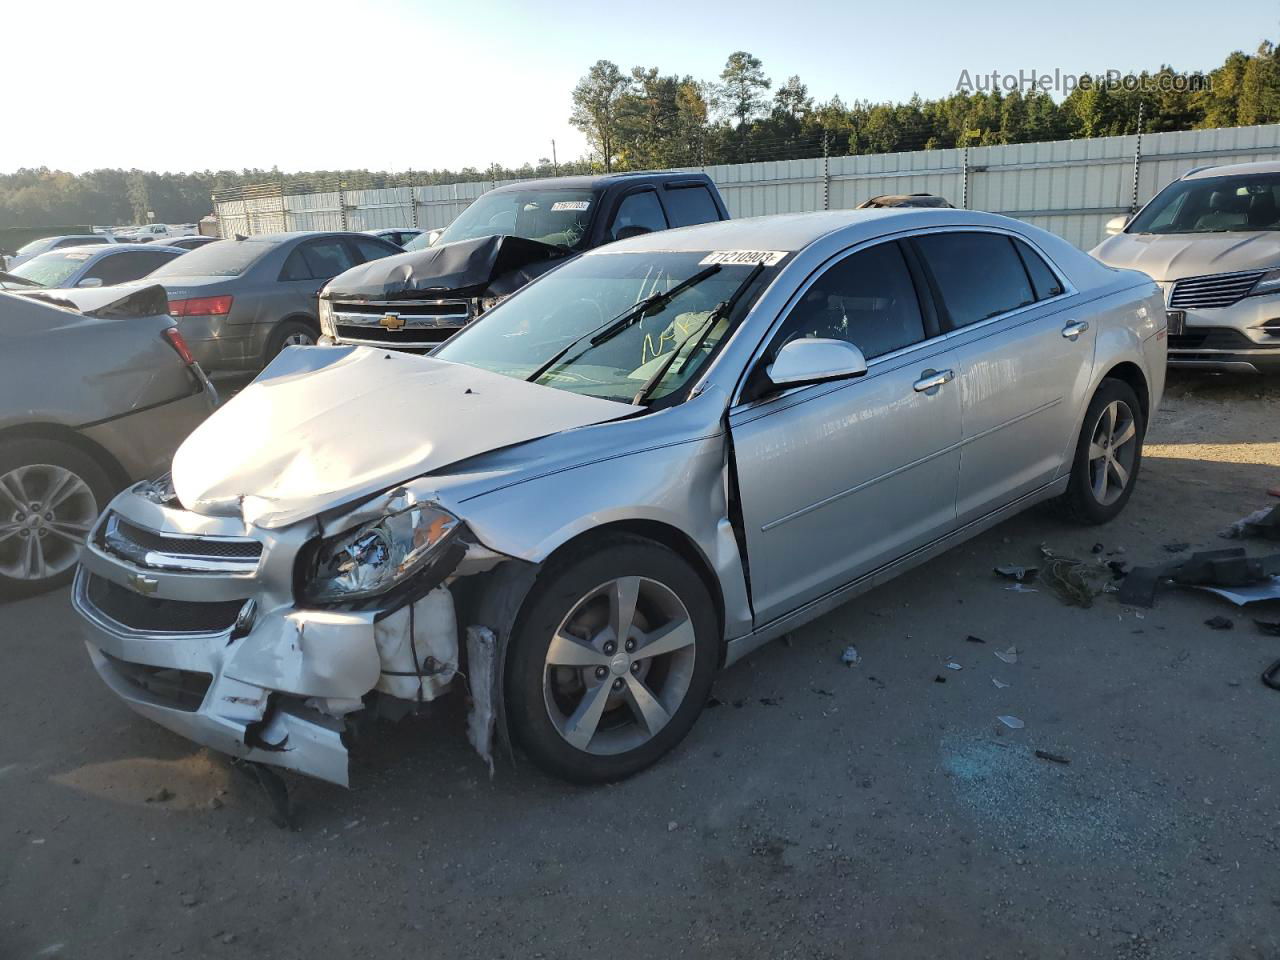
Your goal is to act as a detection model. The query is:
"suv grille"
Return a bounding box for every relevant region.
[86,574,247,635]
[99,514,261,573]
[1169,271,1263,309]
[331,299,472,348]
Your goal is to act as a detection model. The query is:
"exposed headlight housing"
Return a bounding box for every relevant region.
[1248,267,1280,297]
[318,297,336,338]
[302,502,459,603]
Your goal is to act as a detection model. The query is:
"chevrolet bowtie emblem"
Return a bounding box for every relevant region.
[379,312,406,330]
[129,573,160,595]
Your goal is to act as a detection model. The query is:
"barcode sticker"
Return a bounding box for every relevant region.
[698,250,787,266]
[551,201,591,212]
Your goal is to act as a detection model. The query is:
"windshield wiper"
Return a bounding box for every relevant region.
[525,263,722,384]
[631,262,766,406]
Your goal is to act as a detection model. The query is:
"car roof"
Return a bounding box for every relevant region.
[590,209,1024,255]
[487,171,713,194]
[226,231,371,244]
[45,243,185,256]
[1183,160,1280,180]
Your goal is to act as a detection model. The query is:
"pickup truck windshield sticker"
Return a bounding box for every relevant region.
[551,201,591,212]
[698,250,787,266]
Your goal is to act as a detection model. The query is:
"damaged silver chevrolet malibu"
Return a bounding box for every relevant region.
[73,210,1167,786]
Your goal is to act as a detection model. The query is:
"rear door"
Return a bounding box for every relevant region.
[729,239,964,624]
[661,182,725,227]
[910,230,1095,523]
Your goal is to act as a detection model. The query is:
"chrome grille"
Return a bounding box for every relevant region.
[1168,271,1263,309]
[332,299,472,349]
[98,513,261,573]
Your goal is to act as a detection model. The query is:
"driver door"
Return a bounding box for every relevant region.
[728,240,964,625]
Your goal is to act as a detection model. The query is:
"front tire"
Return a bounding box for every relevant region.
[505,535,719,783]
[1058,378,1145,525]
[0,439,113,601]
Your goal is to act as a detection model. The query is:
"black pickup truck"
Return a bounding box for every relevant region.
[317,171,730,351]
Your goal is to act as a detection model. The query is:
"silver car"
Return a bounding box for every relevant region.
[73,211,1166,787]
[1092,160,1280,373]
[2,285,216,599]
[4,244,185,290]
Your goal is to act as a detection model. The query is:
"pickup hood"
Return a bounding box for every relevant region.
[1092,231,1280,281]
[323,234,569,301]
[171,345,634,528]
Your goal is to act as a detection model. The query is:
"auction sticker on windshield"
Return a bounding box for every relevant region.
[551,201,591,211]
[698,250,787,266]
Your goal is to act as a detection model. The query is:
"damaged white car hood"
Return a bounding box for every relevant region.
[172,345,635,528]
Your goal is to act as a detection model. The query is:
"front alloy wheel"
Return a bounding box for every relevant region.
[507,535,717,783]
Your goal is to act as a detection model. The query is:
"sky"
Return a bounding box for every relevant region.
[5,0,1278,176]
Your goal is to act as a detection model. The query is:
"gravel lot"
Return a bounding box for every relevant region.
[2,372,1279,960]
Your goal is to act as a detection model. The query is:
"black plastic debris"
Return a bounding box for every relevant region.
[759,697,781,707]
[1264,660,1280,692]
[1118,547,1280,608]
[1163,542,1190,553]
[1034,750,1071,765]
[933,675,947,684]
[706,696,724,708]
[1255,620,1280,636]
[965,634,986,644]
[994,564,1038,583]
[1091,543,1105,554]
[1205,616,1234,631]
[1107,560,1132,580]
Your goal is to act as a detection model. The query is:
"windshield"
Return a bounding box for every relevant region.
[15,237,57,257]
[1128,173,1280,234]
[9,250,94,287]
[148,238,272,277]
[434,251,777,405]
[435,189,596,250]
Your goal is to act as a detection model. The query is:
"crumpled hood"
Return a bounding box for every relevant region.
[1092,231,1280,281]
[322,234,568,301]
[171,345,634,529]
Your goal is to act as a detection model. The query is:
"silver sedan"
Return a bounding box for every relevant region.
[74,210,1166,787]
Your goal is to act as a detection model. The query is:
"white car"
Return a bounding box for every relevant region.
[120,224,198,244]
[3,233,117,271]
[362,227,423,248]
[1092,160,1280,373]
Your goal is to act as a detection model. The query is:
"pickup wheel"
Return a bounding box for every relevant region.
[505,535,719,783]
[1058,378,1145,525]
[0,439,113,601]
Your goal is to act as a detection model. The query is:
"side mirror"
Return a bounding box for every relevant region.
[426,229,443,247]
[76,277,104,288]
[1105,214,1130,236]
[767,338,868,389]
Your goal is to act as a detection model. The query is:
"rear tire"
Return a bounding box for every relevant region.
[0,439,113,601]
[505,534,719,784]
[265,319,318,364]
[1058,378,1145,525]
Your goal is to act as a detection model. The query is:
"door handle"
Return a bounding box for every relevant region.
[1062,320,1090,341]
[913,368,954,393]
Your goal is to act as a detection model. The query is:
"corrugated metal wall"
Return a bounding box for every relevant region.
[213,124,1280,250]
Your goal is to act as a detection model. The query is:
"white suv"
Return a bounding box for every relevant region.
[1091,160,1280,373]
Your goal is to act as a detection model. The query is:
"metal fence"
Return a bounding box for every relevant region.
[213,123,1280,250]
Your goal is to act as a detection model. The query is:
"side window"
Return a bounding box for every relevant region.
[608,190,668,242]
[914,232,1035,328]
[663,185,721,227]
[1014,240,1065,300]
[773,241,926,361]
[295,239,356,280]
[83,253,159,285]
[350,237,399,263]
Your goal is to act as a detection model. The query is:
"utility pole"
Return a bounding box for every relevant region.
[551,139,559,177]
[1130,101,1145,213]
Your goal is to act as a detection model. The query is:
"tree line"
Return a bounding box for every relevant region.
[2,39,1279,229]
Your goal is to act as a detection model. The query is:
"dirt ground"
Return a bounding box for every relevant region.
[2,371,1279,960]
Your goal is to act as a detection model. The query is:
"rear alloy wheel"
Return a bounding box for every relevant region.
[0,439,113,601]
[507,536,718,783]
[1059,378,1145,525]
[266,319,318,363]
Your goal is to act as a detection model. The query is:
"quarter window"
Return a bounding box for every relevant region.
[609,190,668,242]
[1014,240,1065,300]
[914,232,1035,328]
[773,241,926,360]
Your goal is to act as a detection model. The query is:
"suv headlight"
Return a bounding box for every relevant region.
[302,503,459,603]
[318,297,336,337]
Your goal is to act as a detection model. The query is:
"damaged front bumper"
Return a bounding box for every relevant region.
[72,482,478,786]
